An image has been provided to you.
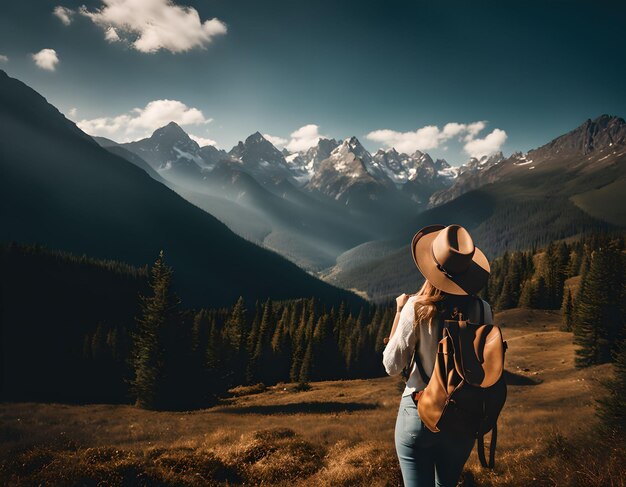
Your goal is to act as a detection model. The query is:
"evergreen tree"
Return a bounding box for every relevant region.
[222,296,247,386]
[567,249,581,278]
[597,340,626,440]
[574,246,622,367]
[248,299,275,384]
[299,341,313,382]
[271,306,292,383]
[561,288,574,332]
[519,279,537,309]
[131,250,181,410]
[496,275,515,310]
[91,323,107,361]
[290,304,308,382]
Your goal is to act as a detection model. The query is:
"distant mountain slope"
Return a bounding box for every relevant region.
[429,116,626,209]
[105,140,373,271]
[0,70,363,308]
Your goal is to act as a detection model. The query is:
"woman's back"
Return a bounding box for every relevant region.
[383,293,493,397]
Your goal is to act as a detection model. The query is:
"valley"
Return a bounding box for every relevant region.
[89,103,626,302]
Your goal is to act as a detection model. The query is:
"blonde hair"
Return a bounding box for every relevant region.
[413,280,445,333]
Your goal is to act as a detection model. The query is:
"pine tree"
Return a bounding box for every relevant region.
[131,250,181,410]
[561,288,574,332]
[222,296,247,386]
[596,340,626,440]
[290,303,308,382]
[299,341,313,382]
[496,275,515,310]
[248,299,275,384]
[519,279,537,309]
[567,249,581,278]
[91,323,107,361]
[574,247,620,367]
[271,306,292,383]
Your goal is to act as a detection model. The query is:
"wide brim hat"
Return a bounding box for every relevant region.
[411,224,490,295]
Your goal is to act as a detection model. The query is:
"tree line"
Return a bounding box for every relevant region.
[482,233,625,438]
[0,243,393,408]
[2,235,624,432]
[125,251,396,410]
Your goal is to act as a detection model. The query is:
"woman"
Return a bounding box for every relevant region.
[383,224,493,487]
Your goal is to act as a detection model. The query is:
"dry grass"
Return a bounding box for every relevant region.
[0,308,623,486]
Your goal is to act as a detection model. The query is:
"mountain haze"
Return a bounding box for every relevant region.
[0,70,363,308]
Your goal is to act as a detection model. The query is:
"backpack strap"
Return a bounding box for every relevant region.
[477,423,498,469]
[403,336,431,384]
[474,295,485,324]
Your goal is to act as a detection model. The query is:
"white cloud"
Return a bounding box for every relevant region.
[463,128,507,158]
[366,120,505,157]
[77,0,227,53]
[189,133,218,147]
[463,121,486,142]
[286,124,327,152]
[0,54,8,63]
[53,6,73,25]
[68,107,78,118]
[31,49,59,71]
[441,122,466,138]
[263,133,288,147]
[104,27,121,43]
[366,125,442,153]
[77,99,212,142]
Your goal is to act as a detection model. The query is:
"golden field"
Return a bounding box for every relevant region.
[0,309,623,486]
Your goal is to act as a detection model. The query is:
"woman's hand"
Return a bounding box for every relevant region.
[396,293,410,313]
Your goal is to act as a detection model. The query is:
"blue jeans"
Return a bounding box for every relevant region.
[394,394,475,487]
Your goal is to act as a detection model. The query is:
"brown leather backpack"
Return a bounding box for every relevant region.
[414,298,508,468]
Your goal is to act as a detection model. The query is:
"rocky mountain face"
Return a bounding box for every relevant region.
[119,122,229,186]
[372,148,454,186]
[107,122,457,213]
[305,137,395,205]
[529,114,626,160]
[228,132,295,186]
[429,115,626,208]
[283,138,340,183]
[429,151,504,207]
[302,137,457,214]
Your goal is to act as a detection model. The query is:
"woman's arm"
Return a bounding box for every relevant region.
[385,293,408,344]
[382,293,416,376]
[385,310,402,345]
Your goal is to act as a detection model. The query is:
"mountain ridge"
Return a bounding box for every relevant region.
[0,69,363,308]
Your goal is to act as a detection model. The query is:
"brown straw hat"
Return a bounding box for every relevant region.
[411,224,490,295]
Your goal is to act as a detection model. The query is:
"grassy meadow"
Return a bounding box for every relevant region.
[0,308,623,486]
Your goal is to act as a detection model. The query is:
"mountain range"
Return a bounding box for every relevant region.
[324,114,626,301]
[96,120,460,270]
[1,69,624,303]
[0,69,364,308]
[94,109,625,303]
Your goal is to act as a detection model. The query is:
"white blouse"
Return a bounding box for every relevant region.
[382,295,493,397]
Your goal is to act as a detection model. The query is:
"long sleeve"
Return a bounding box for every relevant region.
[382,297,417,376]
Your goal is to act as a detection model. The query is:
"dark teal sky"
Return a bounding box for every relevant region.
[1,0,625,164]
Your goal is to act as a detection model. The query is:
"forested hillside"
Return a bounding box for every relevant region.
[483,234,625,368]
[0,244,392,408]
[2,233,623,410]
